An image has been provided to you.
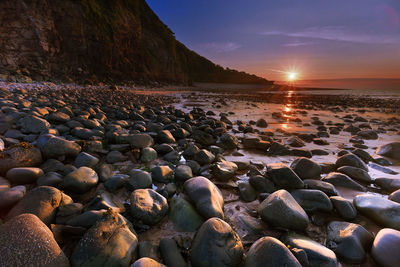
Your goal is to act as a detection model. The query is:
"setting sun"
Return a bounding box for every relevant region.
[287,72,297,81]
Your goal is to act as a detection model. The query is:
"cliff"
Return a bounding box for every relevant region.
[0,0,273,85]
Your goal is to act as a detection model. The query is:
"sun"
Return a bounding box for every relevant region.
[287,72,297,81]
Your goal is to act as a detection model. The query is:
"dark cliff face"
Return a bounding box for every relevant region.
[0,0,273,85]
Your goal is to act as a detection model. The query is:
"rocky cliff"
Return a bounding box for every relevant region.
[0,0,273,85]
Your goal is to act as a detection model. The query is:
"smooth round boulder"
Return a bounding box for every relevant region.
[266,163,304,189]
[151,166,174,184]
[130,189,168,225]
[5,186,65,225]
[6,167,43,184]
[131,257,166,267]
[291,189,333,213]
[389,189,400,203]
[330,196,357,220]
[71,213,138,267]
[244,236,301,267]
[169,196,204,232]
[291,157,321,180]
[128,169,152,190]
[0,214,69,267]
[174,165,193,181]
[322,172,366,191]
[184,176,224,219]
[141,147,158,163]
[74,152,99,168]
[335,153,368,171]
[0,145,43,176]
[337,166,372,183]
[212,160,238,181]
[193,149,215,165]
[257,189,309,231]
[376,142,400,160]
[375,177,400,193]
[371,228,400,267]
[0,185,26,210]
[40,135,81,159]
[61,166,99,193]
[191,218,244,267]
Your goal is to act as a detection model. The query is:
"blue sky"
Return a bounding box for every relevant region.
[146,0,400,81]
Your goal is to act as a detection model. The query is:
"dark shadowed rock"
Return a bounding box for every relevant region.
[335,153,368,171]
[130,189,168,225]
[290,157,321,180]
[330,196,357,220]
[376,142,400,160]
[266,163,304,189]
[0,145,43,176]
[61,166,98,193]
[40,135,81,159]
[191,218,244,267]
[322,172,366,191]
[6,167,43,184]
[337,166,372,183]
[291,189,333,213]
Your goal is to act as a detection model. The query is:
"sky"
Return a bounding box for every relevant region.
[146,0,400,81]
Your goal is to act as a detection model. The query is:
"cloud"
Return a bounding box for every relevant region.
[197,42,242,53]
[262,26,400,44]
[283,41,316,47]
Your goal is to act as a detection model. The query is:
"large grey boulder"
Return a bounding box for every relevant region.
[371,228,400,267]
[130,189,168,225]
[40,135,81,159]
[376,142,400,160]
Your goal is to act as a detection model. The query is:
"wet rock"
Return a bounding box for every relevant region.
[291,189,333,213]
[353,148,374,163]
[0,145,43,175]
[354,194,400,230]
[159,238,187,267]
[131,257,166,267]
[326,221,373,263]
[375,177,400,193]
[257,189,309,231]
[61,166,98,193]
[256,118,268,128]
[128,169,152,190]
[40,135,81,159]
[182,143,200,159]
[37,171,63,186]
[290,157,321,180]
[194,149,215,165]
[175,165,193,181]
[357,130,378,140]
[244,236,301,267]
[74,152,99,168]
[303,179,338,196]
[157,130,176,143]
[282,233,337,267]
[191,217,244,267]
[5,186,65,225]
[368,162,398,175]
[337,166,372,183]
[184,176,224,219]
[127,133,154,148]
[286,136,305,147]
[335,153,368,171]
[151,166,174,184]
[106,150,126,163]
[216,133,239,150]
[238,181,257,202]
[371,228,400,267]
[105,174,129,193]
[212,160,238,181]
[47,111,70,123]
[138,242,161,262]
[0,177,10,193]
[265,163,304,190]
[18,115,50,133]
[322,172,366,191]
[0,214,69,267]
[192,129,217,146]
[141,147,158,163]
[163,150,181,164]
[6,167,43,184]
[389,189,400,203]
[376,142,400,160]
[71,213,138,267]
[249,175,275,193]
[169,196,204,232]
[130,189,168,225]
[330,196,357,220]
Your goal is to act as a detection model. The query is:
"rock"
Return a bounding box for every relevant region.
[130,189,168,225]
[18,115,50,133]
[71,213,138,267]
[131,257,166,267]
[389,189,400,203]
[282,233,337,267]
[354,194,400,230]
[322,172,366,191]
[216,133,239,150]
[138,242,161,262]
[330,196,357,220]
[335,153,368,171]
[159,238,187,267]
[212,160,238,181]
[40,135,81,159]
[47,111,70,123]
[376,142,400,160]
[66,209,107,228]
[265,163,304,190]
[74,152,99,168]
[375,177,400,193]
[128,169,152,190]
[257,189,309,231]
[0,185,26,210]
[357,130,378,140]
[0,214,69,267]
[337,166,372,183]
[184,176,224,219]
[238,181,257,202]
[303,179,338,196]
[37,171,63,186]
[127,133,154,148]
[0,145,43,176]
[5,186,65,225]
[194,149,215,165]
[106,150,126,163]
[286,136,305,147]
[105,174,129,193]
[151,166,174,184]
[61,166,98,193]
[163,150,181,164]
[191,218,244,267]
[244,236,301,267]
[182,143,200,159]
[326,221,373,263]
[6,167,43,184]
[169,196,204,232]
[256,118,268,128]
[141,147,158,163]
[368,162,398,175]
[191,130,217,146]
[249,175,275,193]
[291,189,333,213]
[97,163,113,182]
[371,228,400,267]
[157,130,176,143]
[290,157,321,180]
[174,165,193,181]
